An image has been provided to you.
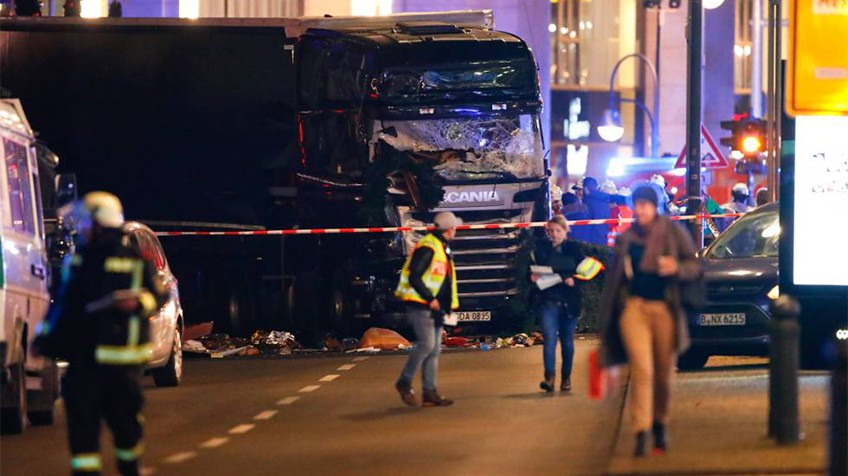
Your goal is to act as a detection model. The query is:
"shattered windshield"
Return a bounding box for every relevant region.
[373,114,544,181]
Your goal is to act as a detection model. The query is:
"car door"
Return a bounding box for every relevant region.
[129,229,172,362]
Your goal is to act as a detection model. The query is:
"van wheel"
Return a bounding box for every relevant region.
[28,362,58,426]
[153,328,183,387]
[677,350,709,371]
[1,362,28,434]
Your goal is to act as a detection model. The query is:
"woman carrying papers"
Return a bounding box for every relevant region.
[529,215,586,393]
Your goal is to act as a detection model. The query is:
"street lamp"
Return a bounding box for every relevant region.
[599,53,660,158]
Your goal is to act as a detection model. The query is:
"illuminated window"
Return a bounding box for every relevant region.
[80,0,104,18]
[3,139,36,234]
[351,0,392,16]
[179,0,200,19]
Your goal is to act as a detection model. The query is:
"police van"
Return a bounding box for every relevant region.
[0,98,59,434]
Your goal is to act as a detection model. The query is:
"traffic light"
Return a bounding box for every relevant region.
[720,117,766,159]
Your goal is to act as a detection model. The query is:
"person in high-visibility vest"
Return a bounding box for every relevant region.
[34,192,168,476]
[394,212,461,407]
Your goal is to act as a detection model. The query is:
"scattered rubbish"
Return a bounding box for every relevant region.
[341,337,360,351]
[184,321,214,342]
[358,328,412,351]
[444,336,472,348]
[349,346,382,354]
[182,339,208,354]
[211,346,249,359]
[250,330,300,354]
[323,334,343,351]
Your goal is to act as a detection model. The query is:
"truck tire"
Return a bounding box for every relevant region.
[27,361,58,426]
[1,362,28,434]
[677,350,710,371]
[152,327,183,387]
[328,270,353,337]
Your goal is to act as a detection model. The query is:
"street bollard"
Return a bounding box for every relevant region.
[768,295,801,445]
[829,340,847,476]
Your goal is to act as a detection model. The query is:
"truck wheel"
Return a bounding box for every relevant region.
[153,327,183,387]
[677,350,709,371]
[1,362,28,434]
[27,361,58,426]
[329,271,353,337]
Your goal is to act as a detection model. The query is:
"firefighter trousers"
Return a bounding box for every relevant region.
[62,364,145,476]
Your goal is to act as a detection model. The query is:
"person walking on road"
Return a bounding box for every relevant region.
[529,216,586,393]
[598,186,702,457]
[394,212,461,407]
[34,192,168,476]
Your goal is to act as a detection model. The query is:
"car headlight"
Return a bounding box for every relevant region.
[767,285,780,300]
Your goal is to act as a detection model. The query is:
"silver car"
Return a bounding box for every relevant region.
[123,222,184,387]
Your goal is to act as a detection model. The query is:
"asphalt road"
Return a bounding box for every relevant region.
[0,342,830,476]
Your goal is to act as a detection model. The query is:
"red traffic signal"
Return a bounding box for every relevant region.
[720,117,766,159]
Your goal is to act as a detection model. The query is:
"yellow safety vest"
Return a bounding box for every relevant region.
[395,233,460,310]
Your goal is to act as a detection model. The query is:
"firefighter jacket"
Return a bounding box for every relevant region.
[39,228,168,366]
[395,232,459,311]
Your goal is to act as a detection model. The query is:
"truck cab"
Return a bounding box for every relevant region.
[0,98,58,433]
[292,21,548,331]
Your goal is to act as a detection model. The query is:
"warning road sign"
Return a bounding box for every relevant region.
[675,124,730,169]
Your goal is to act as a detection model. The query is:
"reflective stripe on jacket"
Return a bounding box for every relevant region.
[395,233,459,310]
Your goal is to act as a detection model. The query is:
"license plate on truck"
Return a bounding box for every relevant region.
[456,311,492,322]
[699,313,746,326]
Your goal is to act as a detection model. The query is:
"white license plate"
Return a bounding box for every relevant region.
[699,313,746,326]
[456,311,492,322]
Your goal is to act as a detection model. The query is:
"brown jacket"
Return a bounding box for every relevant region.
[599,217,703,367]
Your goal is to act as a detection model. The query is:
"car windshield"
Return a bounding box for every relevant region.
[373,114,544,181]
[706,210,780,259]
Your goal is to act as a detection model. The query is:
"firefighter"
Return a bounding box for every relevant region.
[394,212,461,407]
[34,192,167,476]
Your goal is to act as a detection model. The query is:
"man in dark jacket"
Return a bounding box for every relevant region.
[35,192,167,476]
[394,212,461,407]
[583,177,614,246]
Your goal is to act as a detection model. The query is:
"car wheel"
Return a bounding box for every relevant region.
[1,362,28,434]
[677,350,710,371]
[152,327,183,387]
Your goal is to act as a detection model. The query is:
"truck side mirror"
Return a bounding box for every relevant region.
[55,173,78,207]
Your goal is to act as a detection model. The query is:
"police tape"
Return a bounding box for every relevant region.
[154,213,741,237]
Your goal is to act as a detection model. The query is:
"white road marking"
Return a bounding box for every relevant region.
[353,356,370,362]
[199,437,230,449]
[299,385,321,393]
[277,396,300,405]
[337,364,356,371]
[164,452,197,464]
[319,374,340,382]
[228,424,256,435]
[253,410,278,420]
[140,467,157,475]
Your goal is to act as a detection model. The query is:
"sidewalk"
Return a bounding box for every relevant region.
[606,357,831,475]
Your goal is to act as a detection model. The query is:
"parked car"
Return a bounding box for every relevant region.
[678,202,780,370]
[123,222,184,386]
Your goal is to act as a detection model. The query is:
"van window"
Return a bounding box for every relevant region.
[4,138,36,234]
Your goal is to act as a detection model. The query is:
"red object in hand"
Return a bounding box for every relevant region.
[588,349,605,400]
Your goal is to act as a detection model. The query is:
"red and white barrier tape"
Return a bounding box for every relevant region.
[155,213,741,237]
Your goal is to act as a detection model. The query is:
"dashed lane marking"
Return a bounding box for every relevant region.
[228,424,256,435]
[277,396,300,405]
[319,374,340,382]
[352,356,370,362]
[299,385,321,393]
[199,437,230,449]
[164,452,198,464]
[254,410,278,420]
[337,364,356,371]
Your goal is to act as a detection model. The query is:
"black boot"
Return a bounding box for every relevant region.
[634,431,649,457]
[395,379,417,406]
[540,372,555,393]
[560,374,572,392]
[652,421,668,454]
[422,389,454,407]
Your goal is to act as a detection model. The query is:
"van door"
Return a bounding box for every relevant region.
[2,136,50,370]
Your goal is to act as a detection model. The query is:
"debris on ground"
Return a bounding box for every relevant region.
[183,321,214,341]
[182,339,209,354]
[359,327,412,351]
